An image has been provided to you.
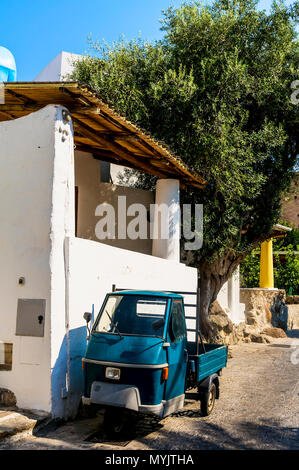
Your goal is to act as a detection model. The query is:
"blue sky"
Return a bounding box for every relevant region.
[0,0,295,81]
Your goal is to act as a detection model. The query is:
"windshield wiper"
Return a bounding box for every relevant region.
[104,310,123,340]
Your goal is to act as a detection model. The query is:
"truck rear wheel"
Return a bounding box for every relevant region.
[200,382,216,417]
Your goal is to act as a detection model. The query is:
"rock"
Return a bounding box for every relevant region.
[261,335,274,344]
[249,333,265,343]
[286,295,299,305]
[210,301,224,316]
[210,313,229,330]
[0,388,16,407]
[225,318,234,334]
[243,325,257,337]
[245,313,259,326]
[231,322,246,344]
[262,327,287,338]
[265,303,272,324]
[209,301,235,343]
[0,411,37,440]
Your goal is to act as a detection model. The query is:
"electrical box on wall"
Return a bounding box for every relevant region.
[15,299,46,337]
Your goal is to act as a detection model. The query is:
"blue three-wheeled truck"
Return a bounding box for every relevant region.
[82,290,228,437]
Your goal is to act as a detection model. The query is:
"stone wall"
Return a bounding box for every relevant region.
[285,294,299,330]
[240,288,286,328]
[287,305,299,329]
[208,288,289,345]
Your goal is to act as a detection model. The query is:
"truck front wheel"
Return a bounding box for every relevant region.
[103,408,136,439]
[200,382,216,417]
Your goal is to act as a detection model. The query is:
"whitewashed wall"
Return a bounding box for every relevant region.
[34,51,82,81]
[0,105,74,413]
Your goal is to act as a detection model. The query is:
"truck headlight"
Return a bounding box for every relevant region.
[105,367,121,380]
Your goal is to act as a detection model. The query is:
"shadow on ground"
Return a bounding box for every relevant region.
[29,407,298,451]
[132,417,299,450]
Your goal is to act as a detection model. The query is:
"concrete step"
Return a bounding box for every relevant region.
[0,409,49,442]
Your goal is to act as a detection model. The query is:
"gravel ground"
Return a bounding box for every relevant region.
[1,332,298,451]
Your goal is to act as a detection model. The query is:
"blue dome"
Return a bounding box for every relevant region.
[0,47,17,82]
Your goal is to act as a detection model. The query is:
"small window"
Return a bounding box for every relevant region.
[0,342,13,371]
[136,299,167,317]
[169,300,185,342]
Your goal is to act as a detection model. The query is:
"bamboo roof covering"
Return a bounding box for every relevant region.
[0,82,206,188]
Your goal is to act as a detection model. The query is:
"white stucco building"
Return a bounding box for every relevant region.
[0,54,244,419]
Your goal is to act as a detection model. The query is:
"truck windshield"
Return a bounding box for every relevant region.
[93,295,168,338]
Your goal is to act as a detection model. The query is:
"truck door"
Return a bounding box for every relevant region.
[165,299,188,402]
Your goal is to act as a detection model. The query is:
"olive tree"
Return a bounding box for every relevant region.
[72,0,299,337]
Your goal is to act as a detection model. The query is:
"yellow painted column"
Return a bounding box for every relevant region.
[259,239,274,288]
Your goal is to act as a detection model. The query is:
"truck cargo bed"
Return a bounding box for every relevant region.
[187,342,228,382]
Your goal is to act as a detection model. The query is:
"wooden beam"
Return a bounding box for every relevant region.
[75,145,122,164]
[60,87,94,107]
[69,106,100,115]
[0,110,15,120]
[91,150,158,175]
[72,117,168,178]
[75,128,132,139]
[76,145,154,176]
[4,81,78,89]
[0,104,38,112]
[114,137,158,158]
[92,105,170,159]
[5,89,37,106]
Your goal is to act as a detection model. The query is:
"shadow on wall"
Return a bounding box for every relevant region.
[51,326,88,419]
[271,294,288,331]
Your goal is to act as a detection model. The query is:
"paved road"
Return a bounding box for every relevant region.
[1,332,298,450]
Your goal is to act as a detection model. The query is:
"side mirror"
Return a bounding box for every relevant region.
[83,312,92,340]
[83,312,92,323]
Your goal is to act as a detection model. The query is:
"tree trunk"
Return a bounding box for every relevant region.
[199,253,244,339]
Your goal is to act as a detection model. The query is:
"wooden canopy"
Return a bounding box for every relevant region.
[0,82,206,188]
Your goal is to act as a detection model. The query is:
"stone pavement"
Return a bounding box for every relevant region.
[1,331,298,450]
